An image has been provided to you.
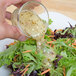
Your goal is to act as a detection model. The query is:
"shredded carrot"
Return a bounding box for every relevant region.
[74,40,76,43]
[72,40,76,46]
[41,69,50,75]
[72,43,76,46]
[73,46,76,48]
[35,51,37,54]
[47,41,54,44]
[67,39,70,41]
[25,64,30,68]
[48,29,54,35]
[20,64,30,73]
[52,45,54,48]
[56,29,62,32]
[14,55,19,62]
[21,68,28,76]
[63,66,66,76]
[52,39,56,41]
[69,44,71,47]
[8,42,16,46]
[50,44,52,47]
[50,44,54,48]
[48,35,55,38]
[51,31,54,35]
[42,35,44,38]
[66,39,70,42]
[22,50,32,53]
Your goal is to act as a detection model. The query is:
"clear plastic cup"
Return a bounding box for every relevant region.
[11,1,49,38]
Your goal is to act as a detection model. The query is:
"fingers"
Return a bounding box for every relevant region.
[0,22,27,41]
[5,0,41,20]
[5,11,11,20]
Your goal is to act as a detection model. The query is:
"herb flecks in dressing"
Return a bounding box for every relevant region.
[19,11,47,38]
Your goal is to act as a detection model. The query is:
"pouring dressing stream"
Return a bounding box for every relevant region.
[19,10,47,52]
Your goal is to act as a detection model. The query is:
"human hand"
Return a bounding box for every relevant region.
[0,0,40,41]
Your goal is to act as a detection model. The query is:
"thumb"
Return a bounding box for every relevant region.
[4,23,27,41]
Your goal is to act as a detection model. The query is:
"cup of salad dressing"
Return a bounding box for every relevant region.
[11,0,49,39]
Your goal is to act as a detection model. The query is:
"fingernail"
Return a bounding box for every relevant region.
[18,35,27,41]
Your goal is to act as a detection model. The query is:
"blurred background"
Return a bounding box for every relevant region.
[42,0,76,20]
[7,0,76,20]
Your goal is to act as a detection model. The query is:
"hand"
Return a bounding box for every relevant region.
[0,0,40,41]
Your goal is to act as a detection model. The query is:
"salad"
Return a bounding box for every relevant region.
[0,20,76,76]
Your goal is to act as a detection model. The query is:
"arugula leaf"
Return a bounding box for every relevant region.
[49,66,63,76]
[12,62,21,69]
[22,53,37,63]
[60,51,67,58]
[68,25,76,38]
[31,51,45,70]
[23,44,36,52]
[49,19,53,25]
[27,63,35,74]
[25,38,36,45]
[44,35,52,41]
[66,66,76,76]
[0,38,45,75]
[46,28,53,35]
[53,38,76,76]
[0,43,19,67]
[22,51,45,74]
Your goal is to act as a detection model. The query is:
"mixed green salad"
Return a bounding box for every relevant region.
[0,21,76,76]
